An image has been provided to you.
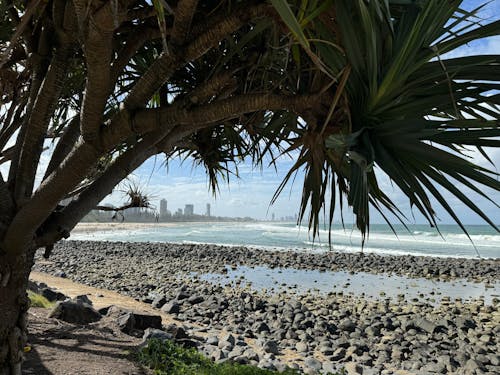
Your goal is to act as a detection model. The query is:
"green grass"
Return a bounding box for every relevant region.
[137,339,344,375]
[28,290,55,308]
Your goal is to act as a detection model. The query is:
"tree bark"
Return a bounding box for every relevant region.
[0,247,32,375]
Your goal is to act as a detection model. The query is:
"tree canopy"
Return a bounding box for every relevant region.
[2,0,499,251]
[1,0,499,372]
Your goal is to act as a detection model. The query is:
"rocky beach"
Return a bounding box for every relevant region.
[33,240,500,374]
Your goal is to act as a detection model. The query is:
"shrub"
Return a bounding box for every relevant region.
[27,291,54,308]
[137,339,345,375]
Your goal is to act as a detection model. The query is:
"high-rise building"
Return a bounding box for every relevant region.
[184,204,194,216]
[160,199,168,217]
[206,203,211,217]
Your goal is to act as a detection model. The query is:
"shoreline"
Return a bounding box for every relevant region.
[41,239,500,283]
[72,222,500,260]
[32,240,500,374]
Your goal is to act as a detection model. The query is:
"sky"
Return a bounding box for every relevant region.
[1,0,499,226]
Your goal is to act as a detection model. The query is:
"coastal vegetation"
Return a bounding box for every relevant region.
[137,338,309,375]
[27,290,54,309]
[0,0,499,373]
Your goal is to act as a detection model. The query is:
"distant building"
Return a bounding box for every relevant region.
[271,213,275,221]
[160,199,168,217]
[206,203,211,217]
[184,204,194,216]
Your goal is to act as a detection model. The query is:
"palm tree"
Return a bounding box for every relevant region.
[0,0,498,372]
[270,0,500,242]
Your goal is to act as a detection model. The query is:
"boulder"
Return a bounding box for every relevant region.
[142,328,172,342]
[74,294,93,305]
[415,318,442,334]
[117,311,162,334]
[48,300,101,324]
[262,340,279,355]
[164,324,190,340]
[304,357,322,372]
[161,302,180,314]
[152,295,167,308]
[41,288,67,302]
[187,295,204,305]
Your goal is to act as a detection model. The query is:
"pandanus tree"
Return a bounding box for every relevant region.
[0,0,499,372]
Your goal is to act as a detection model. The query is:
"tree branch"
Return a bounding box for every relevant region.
[170,0,198,47]
[0,178,14,238]
[134,93,318,134]
[186,71,237,105]
[4,141,100,254]
[13,44,72,204]
[7,24,53,188]
[0,97,26,153]
[43,116,80,180]
[77,2,115,144]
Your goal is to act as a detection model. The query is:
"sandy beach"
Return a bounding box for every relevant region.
[73,222,179,232]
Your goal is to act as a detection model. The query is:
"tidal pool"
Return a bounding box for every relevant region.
[197,265,499,305]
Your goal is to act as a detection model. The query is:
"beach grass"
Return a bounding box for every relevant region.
[28,291,54,308]
[138,339,344,375]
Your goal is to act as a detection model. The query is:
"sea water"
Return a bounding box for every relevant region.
[71,222,500,259]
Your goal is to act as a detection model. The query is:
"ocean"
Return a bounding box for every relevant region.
[72,222,500,259]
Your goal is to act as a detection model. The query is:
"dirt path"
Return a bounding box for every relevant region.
[24,272,184,375]
[24,307,149,375]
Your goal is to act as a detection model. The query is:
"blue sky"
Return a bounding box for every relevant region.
[99,0,500,224]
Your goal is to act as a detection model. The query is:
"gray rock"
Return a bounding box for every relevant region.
[233,356,249,365]
[74,295,93,305]
[331,347,346,361]
[344,362,363,375]
[322,361,338,374]
[304,357,322,372]
[212,349,226,361]
[421,361,447,374]
[339,319,356,332]
[219,333,236,346]
[295,341,308,353]
[206,336,219,345]
[455,317,476,331]
[187,295,204,305]
[152,295,167,308]
[253,322,270,333]
[463,359,483,373]
[141,328,172,346]
[258,360,276,371]
[143,327,172,340]
[41,288,67,302]
[487,354,500,366]
[116,311,162,334]
[161,302,180,314]
[415,318,440,334]
[242,349,259,362]
[54,270,67,278]
[48,300,101,324]
[263,340,279,355]
[164,324,189,340]
[478,334,491,344]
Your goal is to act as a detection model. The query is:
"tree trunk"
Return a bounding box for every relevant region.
[0,247,32,375]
